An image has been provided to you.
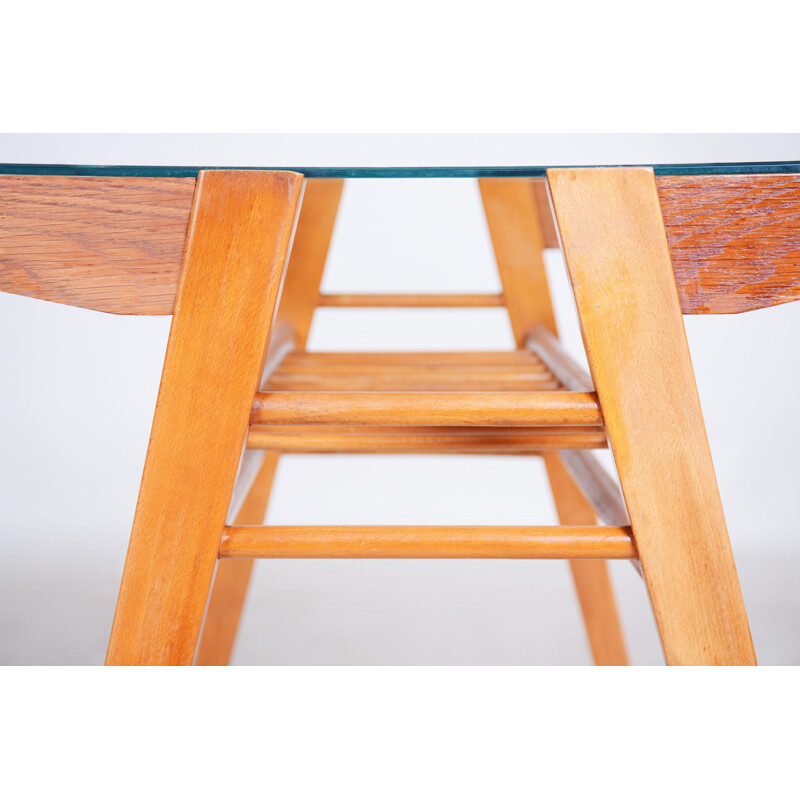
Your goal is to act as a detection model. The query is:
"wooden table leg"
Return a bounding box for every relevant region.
[480,177,629,665]
[106,170,303,666]
[548,166,756,665]
[194,179,343,665]
[194,452,280,666]
[543,453,628,665]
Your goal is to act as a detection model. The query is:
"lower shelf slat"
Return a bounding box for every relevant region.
[219,525,635,559]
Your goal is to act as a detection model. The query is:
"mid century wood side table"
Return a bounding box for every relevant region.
[3,161,798,666]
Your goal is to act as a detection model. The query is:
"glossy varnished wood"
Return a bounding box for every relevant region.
[106,170,302,665]
[0,175,195,314]
[3,172,800,317]
[250,391,601,426]
[549,166,756,665]
[246,425,607,452]
[195,178,344,664]
[219,525,636,559]
[656,174,800,313]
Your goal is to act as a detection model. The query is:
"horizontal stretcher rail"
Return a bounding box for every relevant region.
[246,425,608,452]
[281,351,541,365]
[317,293,505,307]
[265,376,561,391]
[275,363,550,376]
[250,391,602,426]
[219,525,636,559]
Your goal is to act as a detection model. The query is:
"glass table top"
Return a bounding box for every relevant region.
[1,161,800,178]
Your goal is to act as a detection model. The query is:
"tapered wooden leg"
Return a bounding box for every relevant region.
[194,452,279,665]
[106,170,303,666]
[548,167,756,665]
[543,453,628,665]
[194,179,344,665]
[480,178,629,664]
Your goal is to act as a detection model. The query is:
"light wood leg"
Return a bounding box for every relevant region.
[106,171,303,666]
[194,179,344,664]
[194,452,280,665]
[548,167,756,665]
[543,453,628,665]
[480,178,629,664]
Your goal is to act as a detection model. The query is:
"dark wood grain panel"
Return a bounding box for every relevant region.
[0,175,196,314]
[657,174,800,314]
[3,172,800,316]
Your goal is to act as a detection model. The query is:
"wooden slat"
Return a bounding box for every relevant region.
[246,425,607,452]
[250,391,601,426]
[0,175,195,314]
[282,351,540,365]
[549,166,756,665]
[318,293,504,307]
[275,363,550,376]
[265,374,560,391]
[105,170,303,665]
[656,173,800,314]
[219,525,636,559]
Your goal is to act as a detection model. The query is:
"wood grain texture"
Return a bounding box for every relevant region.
[196,181,343,665]
[250,391,601,426]
[481,178,628,666]
[275,179,343,347]
[543,453,628,665]
[549,166,756,665]
[3,172,800,317]
[194,452,280,666]
[0,174,195,314]
[479,178,557,342]
[246,425,607,452]
[656,174,800,314]
[219,525,636,559]
[265,368,559,391]
[275,362,549,376]
[106,170,302,665]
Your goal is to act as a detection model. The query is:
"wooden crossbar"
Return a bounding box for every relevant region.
[219,525,636,559]
[281,351,540,365]
[318,293,504,307]
[246,425,607,452]
[250,391,602,426]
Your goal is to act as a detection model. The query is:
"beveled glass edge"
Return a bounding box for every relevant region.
[0,161,799,178]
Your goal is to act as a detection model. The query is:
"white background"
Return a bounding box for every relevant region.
[2,134,799,665]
